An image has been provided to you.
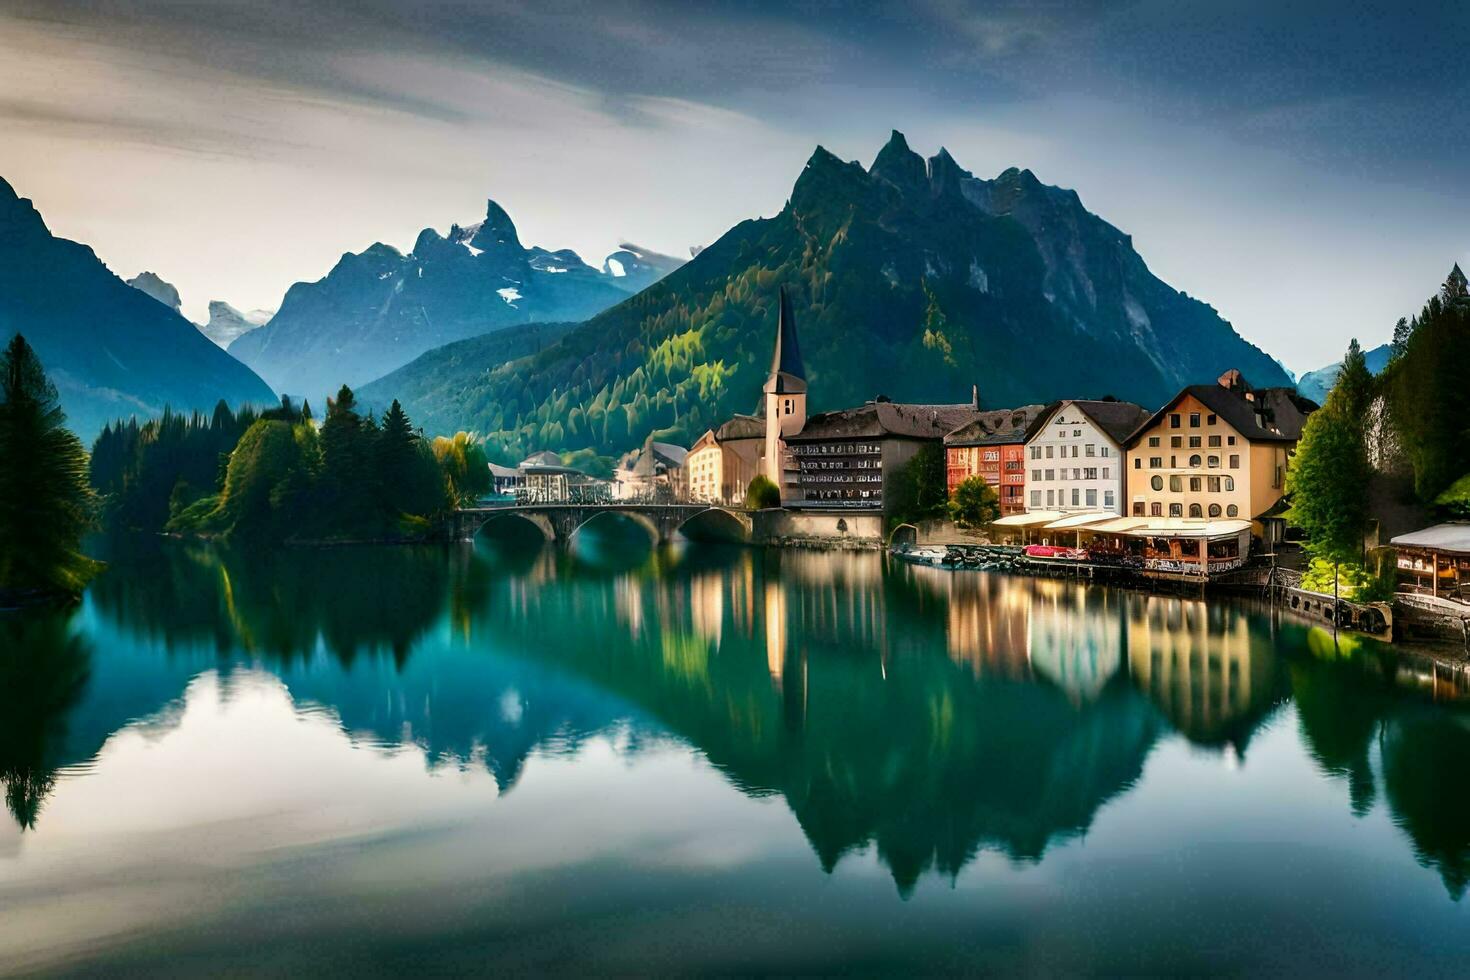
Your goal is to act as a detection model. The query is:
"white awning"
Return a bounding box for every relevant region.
[1085,516,1156,534]
[1122,519,1252,540]
[1043,511,1117,530]
[992,510,1067,528]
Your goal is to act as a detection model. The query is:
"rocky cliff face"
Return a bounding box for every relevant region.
[125,271,182,313]
[227,199,683,402]
[198,301,272,349]
[0,177,276,443]
[380,131,1289,461]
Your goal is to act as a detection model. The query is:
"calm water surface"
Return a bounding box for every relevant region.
[3,523,1470,975]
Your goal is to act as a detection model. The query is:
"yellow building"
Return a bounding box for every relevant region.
[1123,370,1314,543]
[687,430,723,503]
[687,415,766,506]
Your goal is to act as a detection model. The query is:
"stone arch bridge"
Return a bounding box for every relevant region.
[451,503,753,546]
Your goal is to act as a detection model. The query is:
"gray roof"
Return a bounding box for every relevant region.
[944,404,1048,446]
[716,413,764,441]
[519,450,563,467]
[790,401,982,442]
[1066,399,1153,444]
[1391,523,1470,554]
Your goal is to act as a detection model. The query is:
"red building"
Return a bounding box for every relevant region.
[943,405,1048,515]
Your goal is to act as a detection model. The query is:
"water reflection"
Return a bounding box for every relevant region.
[5,533,1469,903]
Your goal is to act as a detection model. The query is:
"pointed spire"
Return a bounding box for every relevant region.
[764,286,807,395]
[1444,263,1468,302]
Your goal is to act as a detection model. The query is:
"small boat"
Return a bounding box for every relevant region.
[891,545,949,565]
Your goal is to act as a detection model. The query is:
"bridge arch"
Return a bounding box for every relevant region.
[570,508,663,547]
[473,510,556,543]
[676,507,752,543]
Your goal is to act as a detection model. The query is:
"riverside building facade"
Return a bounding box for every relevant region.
[1023,399,1150,515]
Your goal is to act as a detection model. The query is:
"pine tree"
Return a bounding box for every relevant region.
[1443,263,1468,303]
[0,334,102,596]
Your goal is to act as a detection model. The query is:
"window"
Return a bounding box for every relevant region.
[1085,444,1096,457]
[783,398,793,415]
[1134,458,1142,469]
[1045,469,1054,481]
[1133,500,1145,515]
[1084,467,1098,480]
[1073,429,1081,437]
[1170,413,1181,428]
[1150,456,1162,468]
[1086,489,1097,507]
[1227,436,1237,446]
[1189,503,1203,518]
[1104,490,1114,509]
[1047,490,1055,507]
[1046,446,1053,458]
[1226,504,1239,517]
[1189,477,1202,492]
[1208,504,1222,518]
[1169,503,1183,517]
[1224,476,1235,492]
[1189,436,1202,448]
[1169,475,1183,492]
[1031,490,1041,507]
[1151,475,1164,491]
[1031,446,1041,459]
[1032,469,1041,481]
[1171,455,1178,468]
[1208,435,1221,447]
[1229,454,1240,469]
[1148,437,1160,447]
[1190,413,1201,427]
[1071,488,1080,506]
[1071,446,1079,458]
[1207,455,1220,468]
[1102,467,1109,479]
[1101,446,1110,457]
[1207,414,1217,425]
[1189,454,1202,468]
[1208,476,1221,492]
[1151,502,1163,517]
[1171,436,1183,448]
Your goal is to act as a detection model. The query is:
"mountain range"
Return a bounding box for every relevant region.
[125,272,274,348]
[227,200,685,402]
[0,178,276,443]
[1296,343,1392,404]
[376,131,1291,463]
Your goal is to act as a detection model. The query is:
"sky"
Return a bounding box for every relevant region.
[0,0,1466,373]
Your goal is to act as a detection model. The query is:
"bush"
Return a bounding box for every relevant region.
[949,475,1000,528]
[1300,556,1395,604]
[746,474,781,510]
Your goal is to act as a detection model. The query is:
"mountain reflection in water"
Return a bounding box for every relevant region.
[4,532,1470,946]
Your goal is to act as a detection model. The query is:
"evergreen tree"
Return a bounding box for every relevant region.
[0,334,102,596]
[1333,338,1376,429]
[1443,263,1468,303]
[949,475,1001,528]
[1287,340,1373,565]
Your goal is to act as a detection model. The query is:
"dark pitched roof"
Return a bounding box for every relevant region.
[1123,377,1315,447]
[943,404,1048,446]
[1068,399,1152,444]
[789,401,982,442]
[715,413,764,441]
[763,285,807,395]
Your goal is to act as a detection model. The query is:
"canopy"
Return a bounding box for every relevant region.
[1042,511,1116,530]
[991,510,1067,528]
[1391,523,1470,555]
[1085,516,1155,534]
[1122,519,1252,540]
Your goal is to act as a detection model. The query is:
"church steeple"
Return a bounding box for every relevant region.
[764,286,806,394]
[762,285,808,488]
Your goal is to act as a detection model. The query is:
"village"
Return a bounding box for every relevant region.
[481,287,1469,646]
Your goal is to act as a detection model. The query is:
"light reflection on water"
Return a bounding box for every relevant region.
[2,527,1469,974]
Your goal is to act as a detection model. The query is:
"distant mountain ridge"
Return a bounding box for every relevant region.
[125,272,271,348]
[0,177,276,443]
[377,131,1290,461]
[1296,343,1392,404]
[228,199,685,402]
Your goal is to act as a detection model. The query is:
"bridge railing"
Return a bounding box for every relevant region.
[509,485,709,507]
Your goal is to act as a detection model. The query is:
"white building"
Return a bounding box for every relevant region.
[1024,399,1150,515]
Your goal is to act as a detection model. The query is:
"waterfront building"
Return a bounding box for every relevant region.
[688,415,766,505]
[1122,370,1314,543]
[783,399,982,511]
[488,462,523,495]
[942,402,1048,514]
[1022,399,1150,515]
[687,430,722,503]
[517,451,608,503]
[1391,523,1470,603]
[615,436,689,500]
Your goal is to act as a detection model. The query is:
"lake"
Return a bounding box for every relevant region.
[3,525,1469,975]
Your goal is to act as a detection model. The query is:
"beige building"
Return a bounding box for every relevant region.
[1122,370,1314,541]
[687,429,722,503]
[687,415,766,506]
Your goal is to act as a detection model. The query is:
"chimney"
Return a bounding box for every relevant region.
[971,384,980,410]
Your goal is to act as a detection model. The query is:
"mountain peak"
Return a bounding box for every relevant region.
[870,130,927,193]
[126,271,182,313]
[927,147,967,197]
[472,199,522,251]
[0,175,16,202]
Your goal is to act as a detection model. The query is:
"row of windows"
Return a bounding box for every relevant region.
[799,458,879,470]
[790,442,882,456]
[1030,488,1117,509]
[1133,501,1240,518]
[1148,434,1237,448]
[1168,412,1218,428]
[1030,444,1112,459]
[1148,475,1236,493]
[1137,454,1240,470]
[801,473,881,484]
[1033,467,1110,482]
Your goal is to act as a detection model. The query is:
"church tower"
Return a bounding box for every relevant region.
[763,286,807,492]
